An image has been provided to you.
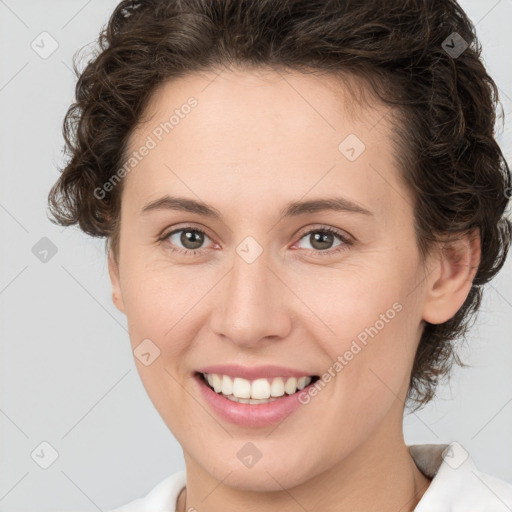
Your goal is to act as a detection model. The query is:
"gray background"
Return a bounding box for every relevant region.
[0,1,511,510]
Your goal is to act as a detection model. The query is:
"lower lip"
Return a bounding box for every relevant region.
[194,373,314,428]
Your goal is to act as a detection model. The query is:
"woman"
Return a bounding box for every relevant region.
[48,0,512,510]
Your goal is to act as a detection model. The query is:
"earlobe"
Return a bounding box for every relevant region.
[107,250,126,314]
[422,229,481,325]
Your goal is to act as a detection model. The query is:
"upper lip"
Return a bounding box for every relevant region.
[196,364,318,380]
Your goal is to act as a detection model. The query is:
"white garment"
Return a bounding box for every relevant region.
[108,441,512,511]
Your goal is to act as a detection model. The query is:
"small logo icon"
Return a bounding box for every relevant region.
[32,237,58,263]
[31,441,59,469]
[442,442,469,469]
[133,338,161,366]
[338,134,366,161]
[236,442,262,468]
[236,236,263,264]
[442,32,469,58]
[31,31,59,59]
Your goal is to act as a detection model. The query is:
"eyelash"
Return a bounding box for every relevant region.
[158,225,353,257]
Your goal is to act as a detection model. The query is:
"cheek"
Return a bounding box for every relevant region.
[300,261,421,400]
[310,310,415,450]
[120,257,201,341]
[295,266,409,344]
[119,267,197,422]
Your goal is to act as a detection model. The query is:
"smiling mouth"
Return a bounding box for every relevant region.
[196,371,320,404]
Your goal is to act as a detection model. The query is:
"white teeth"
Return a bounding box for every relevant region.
[284,377,298,394]
[211,373,223,393]
[270,377,285,397]
[226,395,279,404]
[251,378,270,399]
[233,377,251,398]
[297,376,308,390]
[221,375,233,395]
[202,373,313,400]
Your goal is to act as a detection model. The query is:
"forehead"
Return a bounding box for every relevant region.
[135,66,393,144]
[122,67,409,222]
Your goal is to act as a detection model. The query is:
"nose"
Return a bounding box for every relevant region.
[208,248,293,349]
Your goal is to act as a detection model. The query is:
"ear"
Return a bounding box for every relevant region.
[108,249,126,314]
[422,228,481,324]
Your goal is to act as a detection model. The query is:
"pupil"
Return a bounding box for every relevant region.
[179,230,333,251]
[181,230,203,249]
[311,232,333,250]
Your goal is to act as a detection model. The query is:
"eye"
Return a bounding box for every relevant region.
[293,226,352,255]
[159,227,214,256]
[158,225,352,257]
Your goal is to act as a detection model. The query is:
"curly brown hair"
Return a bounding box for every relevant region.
[47,0,512,412]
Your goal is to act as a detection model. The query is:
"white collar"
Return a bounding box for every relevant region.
[410,441,512,511]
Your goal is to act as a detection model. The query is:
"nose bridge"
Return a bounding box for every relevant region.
[209,240,291,346]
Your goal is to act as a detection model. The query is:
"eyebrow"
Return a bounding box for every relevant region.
[140,195,374,220]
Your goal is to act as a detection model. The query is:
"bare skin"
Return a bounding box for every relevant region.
[108,67,480,512]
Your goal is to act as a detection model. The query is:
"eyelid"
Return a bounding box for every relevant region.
[159,223,353,242]
[159,223,354,255]
[289,225,353,256]
[294,224,353,244]
[159,222,215,243]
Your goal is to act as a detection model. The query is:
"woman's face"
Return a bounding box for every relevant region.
[109,68,437,490]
